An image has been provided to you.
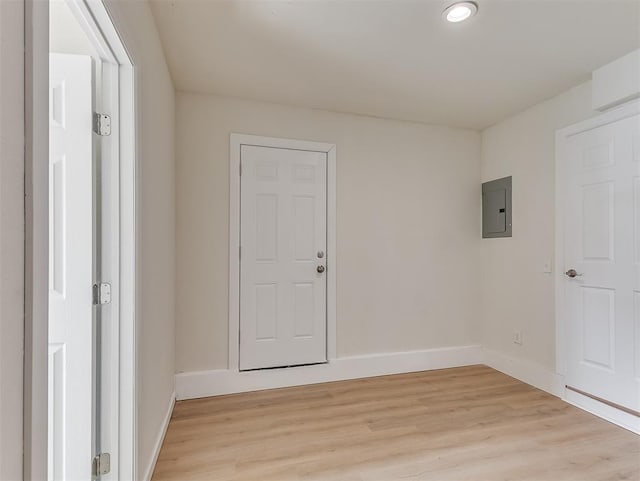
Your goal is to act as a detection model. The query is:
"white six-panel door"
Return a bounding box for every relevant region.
[48,53,93,480]
[562,112,640,414]
[240,145,328,371]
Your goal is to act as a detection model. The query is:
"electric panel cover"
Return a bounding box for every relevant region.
[482,176,512,238]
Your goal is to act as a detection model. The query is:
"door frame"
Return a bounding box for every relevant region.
[24,0,138,478]
[554,98,640,431]
[229,134,337,371]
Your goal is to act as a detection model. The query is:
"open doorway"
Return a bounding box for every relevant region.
[48,1,136,479]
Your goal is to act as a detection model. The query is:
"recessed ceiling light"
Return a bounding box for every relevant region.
[443,1,478,23]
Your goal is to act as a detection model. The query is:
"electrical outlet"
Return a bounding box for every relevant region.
[543,260,552,274]
[513,331,523,345]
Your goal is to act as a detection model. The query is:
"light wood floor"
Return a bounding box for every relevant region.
[152,365,640,481]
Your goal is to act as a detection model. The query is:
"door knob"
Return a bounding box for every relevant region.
[565,269,583,278]
[316,265,325,274]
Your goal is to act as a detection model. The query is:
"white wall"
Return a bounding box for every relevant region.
[480,81,597,372]
[49,0,96,56]
[103,1,175,479]
[592,49,640,111]
[0,1,25,478]
[175,93,481,373]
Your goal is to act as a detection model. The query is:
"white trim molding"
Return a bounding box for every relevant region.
[142,392,175,481]
[483,349,640,434]
[228,133,338,370]
[176,345,483,400]
[564,389,640,435]
[25,0,138,478]
[175,344,640,434]
[482,348,565,398]
[74,1,139,478]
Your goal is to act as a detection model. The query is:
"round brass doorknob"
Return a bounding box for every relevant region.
[317,265,325,273]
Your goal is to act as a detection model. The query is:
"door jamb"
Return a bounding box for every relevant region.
[228,134,337,371]
[25,0,137,478]
[554,99,640,382]
[78,1,138,477]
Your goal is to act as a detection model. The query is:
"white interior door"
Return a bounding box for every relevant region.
[240,145,328,371]
[48,53,93,480]
[561,112,640,414]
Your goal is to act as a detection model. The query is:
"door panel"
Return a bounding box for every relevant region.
[635,177,640,265]
[581,182,614,261]
[563,113,640,412]
[581,287,615,369]
[633,131,640,163]
[635,128,640,383]
[240,145,327,371]
[293,196,316,260]
[48,53,93,481]
[255,284,278,340]
[294,283,315,337]
[635,292,640,380]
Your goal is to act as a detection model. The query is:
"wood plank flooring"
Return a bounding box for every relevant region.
[152,365,640,481]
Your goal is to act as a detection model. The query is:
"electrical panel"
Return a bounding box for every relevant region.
[482,176,512,238]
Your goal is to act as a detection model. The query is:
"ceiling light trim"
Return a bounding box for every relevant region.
[443,1,479,23]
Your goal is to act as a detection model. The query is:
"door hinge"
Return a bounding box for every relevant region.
[93,113,111,136]
[93,283,112,305]
[92,452,111,477]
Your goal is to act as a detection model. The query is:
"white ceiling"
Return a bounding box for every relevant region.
[150,0,640,130]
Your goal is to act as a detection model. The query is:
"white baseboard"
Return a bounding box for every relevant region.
[175,345,483,400]
[482,348,565,397]
[483,348,640,435]
[142,391,175,481]
[173,346,638,435]
[564,389,640,434]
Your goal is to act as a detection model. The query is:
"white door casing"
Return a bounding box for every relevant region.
[28,2,136,479]
[558,107,640,416]
[240,145,328,370]
[48,53,93,480]
[65,1,139,476]
[230,135,337,372]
